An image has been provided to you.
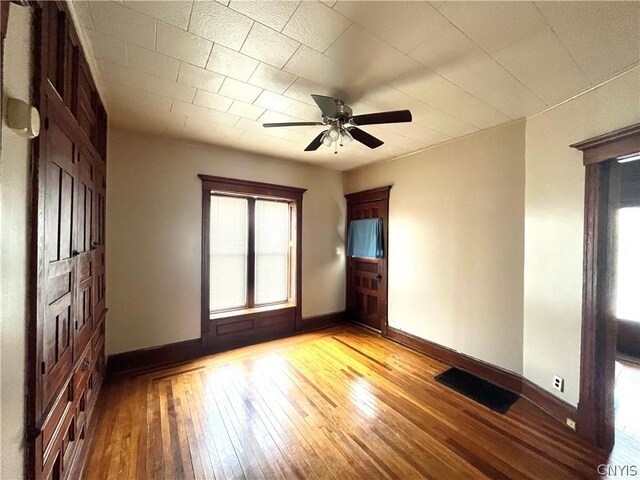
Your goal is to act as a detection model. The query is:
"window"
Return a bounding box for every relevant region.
[200,176,305,320]
[616,206,640,322]
[209,195,293,312]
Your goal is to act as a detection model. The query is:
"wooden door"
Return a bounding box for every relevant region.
[73,145,95,359]
[345,187,390,332]
[41,99,76,409]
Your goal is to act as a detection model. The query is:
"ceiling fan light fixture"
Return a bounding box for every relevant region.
[321,132,333,147]
[327,127,340,141]
[341,128,353,145]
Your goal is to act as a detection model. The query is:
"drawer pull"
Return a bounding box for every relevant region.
[81,358,90,371]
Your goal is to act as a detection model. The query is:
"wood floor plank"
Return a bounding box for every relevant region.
[86,326,639,480]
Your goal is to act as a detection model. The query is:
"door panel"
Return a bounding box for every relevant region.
[74,148,95,358]
[42,117,76,408]
[345,188,390,332]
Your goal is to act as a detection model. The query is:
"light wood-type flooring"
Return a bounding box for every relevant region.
[86,326,639,479]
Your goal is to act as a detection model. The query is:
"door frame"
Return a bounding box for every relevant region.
[344,186,391,335]
[570,123,640,450]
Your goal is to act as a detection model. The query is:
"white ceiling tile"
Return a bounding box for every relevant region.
[189,1,254,51]
[536,1,640,83]
[282,1,351,52]
[218,78,263,103]
[156,22,212,68]
[259,110,307,125]
[254,90,296,113]
[236,117,265,132]
[248,63,297,94]
[379,121,452,145]
[285,101,320,121]
[494,28,591,105]
[241,23,300,68]
[333,1,448,54]
[127,44,180,81]
[228,100,266,121]
[73,1,94,29]
[85,29,127,66]
[104,83,174,115]
[123,1,193,29]
[324,24,424,94]
[206,44,259,82]
[283,46,338,88]
[228,1,299,31]
[108,100,188,128]
[185,116,245,138]
[282,78,332,105]
[438,1,548,55]
[178,63,225,94]
[392,72,510,129]
[193,90,234,112]
[89,2,156,50]
[103,61,197,102]
[172,100,240,126]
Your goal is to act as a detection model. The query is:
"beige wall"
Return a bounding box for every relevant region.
[106,128,346,355]
[0,4,32,479]
[344,121,526,374]
[523,67,640,406]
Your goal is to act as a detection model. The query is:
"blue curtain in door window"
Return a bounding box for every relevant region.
[347,218,383,258]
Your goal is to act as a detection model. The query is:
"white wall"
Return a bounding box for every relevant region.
[344,121,526,374]
[106,128,346,355]
[0,4,32,479]
[523,67,640,405]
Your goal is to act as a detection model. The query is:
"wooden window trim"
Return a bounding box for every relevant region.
[199,175,306,346]
[570,123,640,450]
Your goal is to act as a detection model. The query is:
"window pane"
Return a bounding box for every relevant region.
[210,195,248,311]
[617,207,640,322]
[255,200,290,305]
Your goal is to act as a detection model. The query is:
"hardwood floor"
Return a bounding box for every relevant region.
[86,326,639,479]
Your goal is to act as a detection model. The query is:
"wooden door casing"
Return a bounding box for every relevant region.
[345,187,391,333]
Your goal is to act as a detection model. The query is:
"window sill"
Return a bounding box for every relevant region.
[209,302,296,321]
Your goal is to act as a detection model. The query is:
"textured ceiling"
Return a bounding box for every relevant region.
[70,1,640,170]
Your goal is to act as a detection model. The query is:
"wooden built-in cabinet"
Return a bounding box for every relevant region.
[29,2,108,479]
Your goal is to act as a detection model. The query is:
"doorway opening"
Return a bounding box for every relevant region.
[571,124,640,450]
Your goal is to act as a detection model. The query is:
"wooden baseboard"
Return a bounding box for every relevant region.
[521,378,577,425]
[386,327,522,393]
[298,311,346,332]
[108,311,346,375]
[385,326,576,429]
[107,338,202,375]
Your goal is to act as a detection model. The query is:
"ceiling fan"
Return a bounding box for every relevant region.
[262,94,412,153]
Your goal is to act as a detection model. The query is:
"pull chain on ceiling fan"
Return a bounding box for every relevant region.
[262,94,413,153]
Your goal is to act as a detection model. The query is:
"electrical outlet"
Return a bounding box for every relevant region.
[566,418,576,430]
[553,375,564,392]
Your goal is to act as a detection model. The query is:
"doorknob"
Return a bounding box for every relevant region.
[376,273,382,282]
[72,249,80,257]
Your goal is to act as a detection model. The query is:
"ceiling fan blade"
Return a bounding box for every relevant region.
[304,130,327,151]
[349,127,384,149]
[350,109,412,126]
[311,94,338,118]
[263,121,324,128]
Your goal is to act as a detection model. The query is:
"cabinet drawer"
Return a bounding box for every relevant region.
[41,381,73,468]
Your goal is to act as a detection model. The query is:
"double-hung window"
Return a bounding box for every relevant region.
[209,195,294,312]
[200,175,305,324]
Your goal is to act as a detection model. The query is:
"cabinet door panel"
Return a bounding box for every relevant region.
[74,148,95,358]
[42,117,76,409]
